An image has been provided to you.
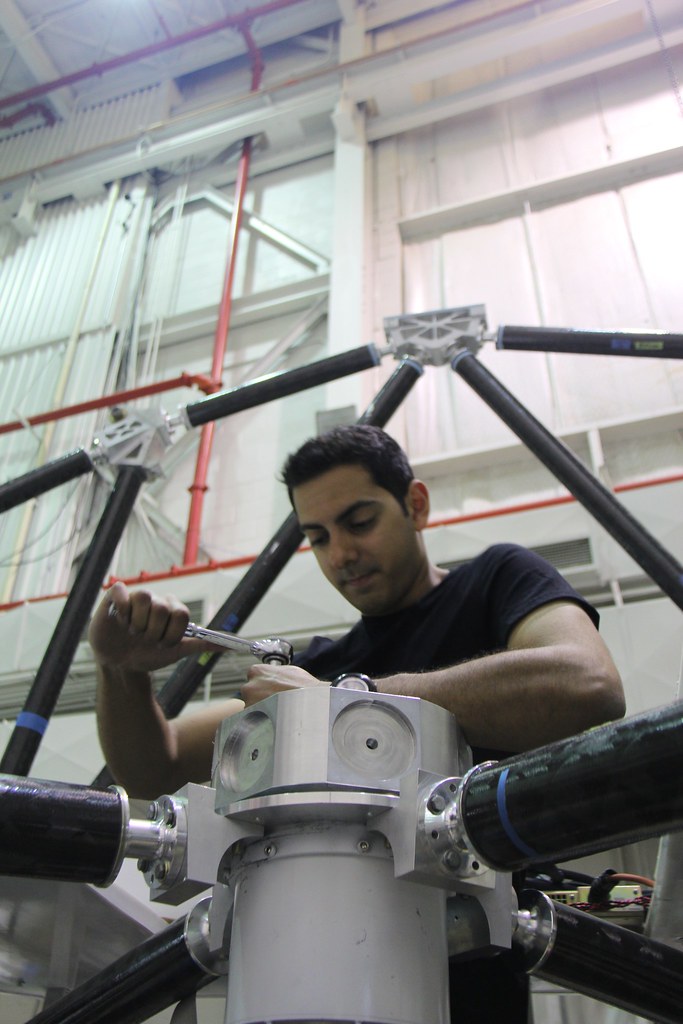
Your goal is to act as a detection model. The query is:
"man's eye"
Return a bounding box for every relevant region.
[350,518,375,532]
[309,534,327,547]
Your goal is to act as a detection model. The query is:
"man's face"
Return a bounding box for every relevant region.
[292,464,431,616]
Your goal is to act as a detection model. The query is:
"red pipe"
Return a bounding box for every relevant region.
[0,0,309,114]
[211,151,253,388]
[182,27,263,566]
[1,470,680,612]
[0,373,214,436]
[0,102,56,130]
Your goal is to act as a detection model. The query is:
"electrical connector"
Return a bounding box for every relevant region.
[588,868,619,904]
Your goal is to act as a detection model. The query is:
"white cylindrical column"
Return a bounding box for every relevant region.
[225,822,449,1024]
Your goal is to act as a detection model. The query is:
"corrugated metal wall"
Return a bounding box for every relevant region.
[0,183,154,599]
[0,85,174,183]
[0,151,336,596]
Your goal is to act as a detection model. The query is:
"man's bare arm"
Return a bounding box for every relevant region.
[91,582,243,798]
[241,603,624,752]
[376,602,625,752]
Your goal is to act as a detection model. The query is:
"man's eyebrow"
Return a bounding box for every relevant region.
[299,499,379,532]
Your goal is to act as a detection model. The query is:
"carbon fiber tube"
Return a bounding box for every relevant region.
[461,702,683,872]
[515,891,683,1024]
[185,344,380,427]
[91,357,423,788]
[158,510,303,719]
[25,903,222,1024]
[451,350,683,610]
[497,324,683,359]
[1,465,149,777]
[0,448,94,513]
[356,357,424,426]
[0,774,124,884]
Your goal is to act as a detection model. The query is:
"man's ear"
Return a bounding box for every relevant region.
[406,479,430,530]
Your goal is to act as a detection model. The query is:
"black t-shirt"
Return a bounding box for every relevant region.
[296,542,598,761]
[294,543,600,1024]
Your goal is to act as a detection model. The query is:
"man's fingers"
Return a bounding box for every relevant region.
[100,587,192,648]
[157,598,191,646]
[100,581,129,623]
[128,590,153,635]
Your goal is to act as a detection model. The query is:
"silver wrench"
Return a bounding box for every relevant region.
[107,603,293,664]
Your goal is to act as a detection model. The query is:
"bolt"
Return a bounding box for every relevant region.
[365,736,379,750]
[137,858,150,873]
[154,861,168,880]
[263,843,276,857]
[357,839,371,853]
[427,792,446,814]
[147,801,159,820]
[442,850,461,872]
[250,747,259,761]
[163,805,176,828]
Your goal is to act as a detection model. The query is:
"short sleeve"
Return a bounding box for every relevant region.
[482,543,600,646]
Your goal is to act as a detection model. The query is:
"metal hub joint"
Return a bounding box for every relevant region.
[384,305,487,366]
[121,689,513,1023]
[90,408,175,477]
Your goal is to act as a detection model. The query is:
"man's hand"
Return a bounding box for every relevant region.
[88,581,218,674]
[241,663,329,706]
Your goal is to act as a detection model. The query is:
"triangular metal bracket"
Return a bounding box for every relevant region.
[384,305,487,365]
[90,408,175,477]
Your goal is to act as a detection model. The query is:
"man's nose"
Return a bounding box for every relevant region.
[327,532,358,570]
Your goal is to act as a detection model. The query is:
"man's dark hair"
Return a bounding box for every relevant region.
[281,425,414,508]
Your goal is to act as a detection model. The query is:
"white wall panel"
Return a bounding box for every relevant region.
[528,193,651,326]
[603,428,683,484]
[395,124,440,217]
[600,598,683,716]
[622,173,683,349]
[140,157,333,329]
[596,47,683,161]
[250,159,333,291]
[145,202,228,321]
[433,106,513,204]
[373,44,683,475]
[503,79,608,182]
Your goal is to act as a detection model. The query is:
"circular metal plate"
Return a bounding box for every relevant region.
[331,701,416,779]
[219,710,274,793]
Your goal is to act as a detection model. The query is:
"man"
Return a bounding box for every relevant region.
[92,424,623,791]
[90,424,624,1021]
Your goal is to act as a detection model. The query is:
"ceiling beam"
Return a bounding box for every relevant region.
[0,0,73,119]
[2,0,683,205]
